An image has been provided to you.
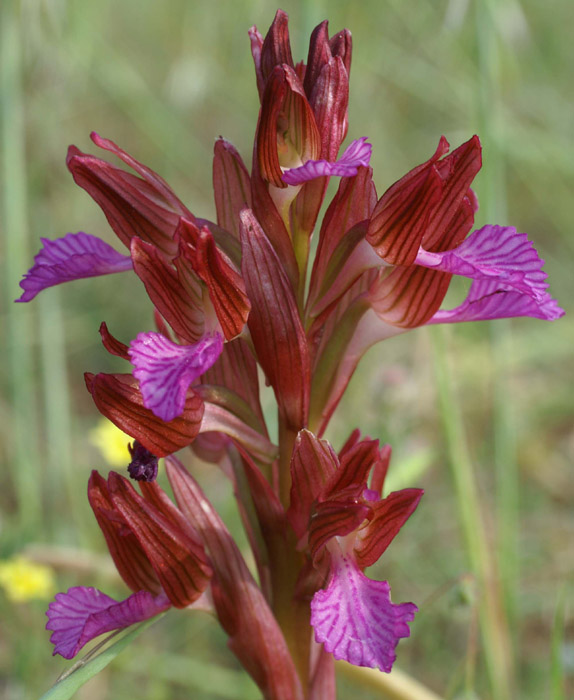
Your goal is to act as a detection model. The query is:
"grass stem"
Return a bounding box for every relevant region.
[475,0,519,638]
[1,0,42,538]
[431,325,514,699]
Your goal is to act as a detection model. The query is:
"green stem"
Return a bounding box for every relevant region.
[273,413,311,691]
[270,543,311,694]
[431,325,513,700]
[475,0,519,637]
[1,0,42,537]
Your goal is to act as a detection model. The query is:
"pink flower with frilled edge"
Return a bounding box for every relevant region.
[46,470,212,659]
[305,135,564,433]
[307,134,563,331]
[16,133,252,426]
[288,429,423,672]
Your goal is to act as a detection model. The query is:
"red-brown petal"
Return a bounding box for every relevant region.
[240,209,310,429]
[131,237,205,343]
[304,21,332,98]
[250,145,299,287]
[212,138,252,240]
[338,428,362,457]
[257,65,320,188]
[423,135,482,252]
[323,437,380,499]
[249,24,265,97]
[177,220,250,340]
[308,166,376,312]
[329,29,352,79]
[67,145,188,258]
[369,443,392,497]
[287,429,339,539]
[90,133,193,216]
[108,472,211,608]
[291,58,350,238]
[308,57,349,162]
[260,9,294,85]
[85,372,204,456]
[309,500,370,561]
[369,264,453,328]
[88,471,161,595]
[99,322,130,360]
[354,489,423,569]
[366,139,447,266]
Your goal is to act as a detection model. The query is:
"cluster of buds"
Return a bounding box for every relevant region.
[19,10,562,699]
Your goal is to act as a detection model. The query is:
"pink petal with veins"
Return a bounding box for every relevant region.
[282,137,371,185]
[429,278,564,324]
[415,225,552,300]
[310,553,416,672]
[46,586,170,659]
[17,232,132,302]
[129,332,223,422]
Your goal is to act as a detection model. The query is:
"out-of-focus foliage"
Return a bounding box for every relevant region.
[1,0,572,698]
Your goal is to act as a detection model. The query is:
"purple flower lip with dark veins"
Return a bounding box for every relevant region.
[46,587,171,660]
[281,137,372,185]
[128,331,224,422]
[16,232,133,302]
[127,441,159,482]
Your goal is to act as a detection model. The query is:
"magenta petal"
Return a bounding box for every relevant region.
[414,225,553,301]
[17,232,133,302]
[129,331,224,422]
[310,553,417,672]
[282,137,372,185]
[429,278,564,324]
[46,586,170,659]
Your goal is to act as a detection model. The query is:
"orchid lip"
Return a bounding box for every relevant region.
[16,232,133,302]
[129,331,224,422]
[310,551,416,672]
[281,137,372,185]
[45,586,171,659]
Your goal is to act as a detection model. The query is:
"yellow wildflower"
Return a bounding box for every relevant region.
[0,556,56,603]
[89,418,131,467]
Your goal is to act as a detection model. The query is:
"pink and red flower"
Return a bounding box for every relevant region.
[16,8,563,694]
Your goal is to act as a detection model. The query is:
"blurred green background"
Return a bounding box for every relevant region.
[1,0,573,698]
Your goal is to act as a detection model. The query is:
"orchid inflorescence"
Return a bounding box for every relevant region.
[18,9,562,699]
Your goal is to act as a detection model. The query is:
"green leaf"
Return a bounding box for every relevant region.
[39,615,164,700]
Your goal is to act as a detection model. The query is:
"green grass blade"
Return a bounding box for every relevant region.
[1,0,42,537]
[38,615,164,700]
[431,325,514,700]
[475,0,519,642]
